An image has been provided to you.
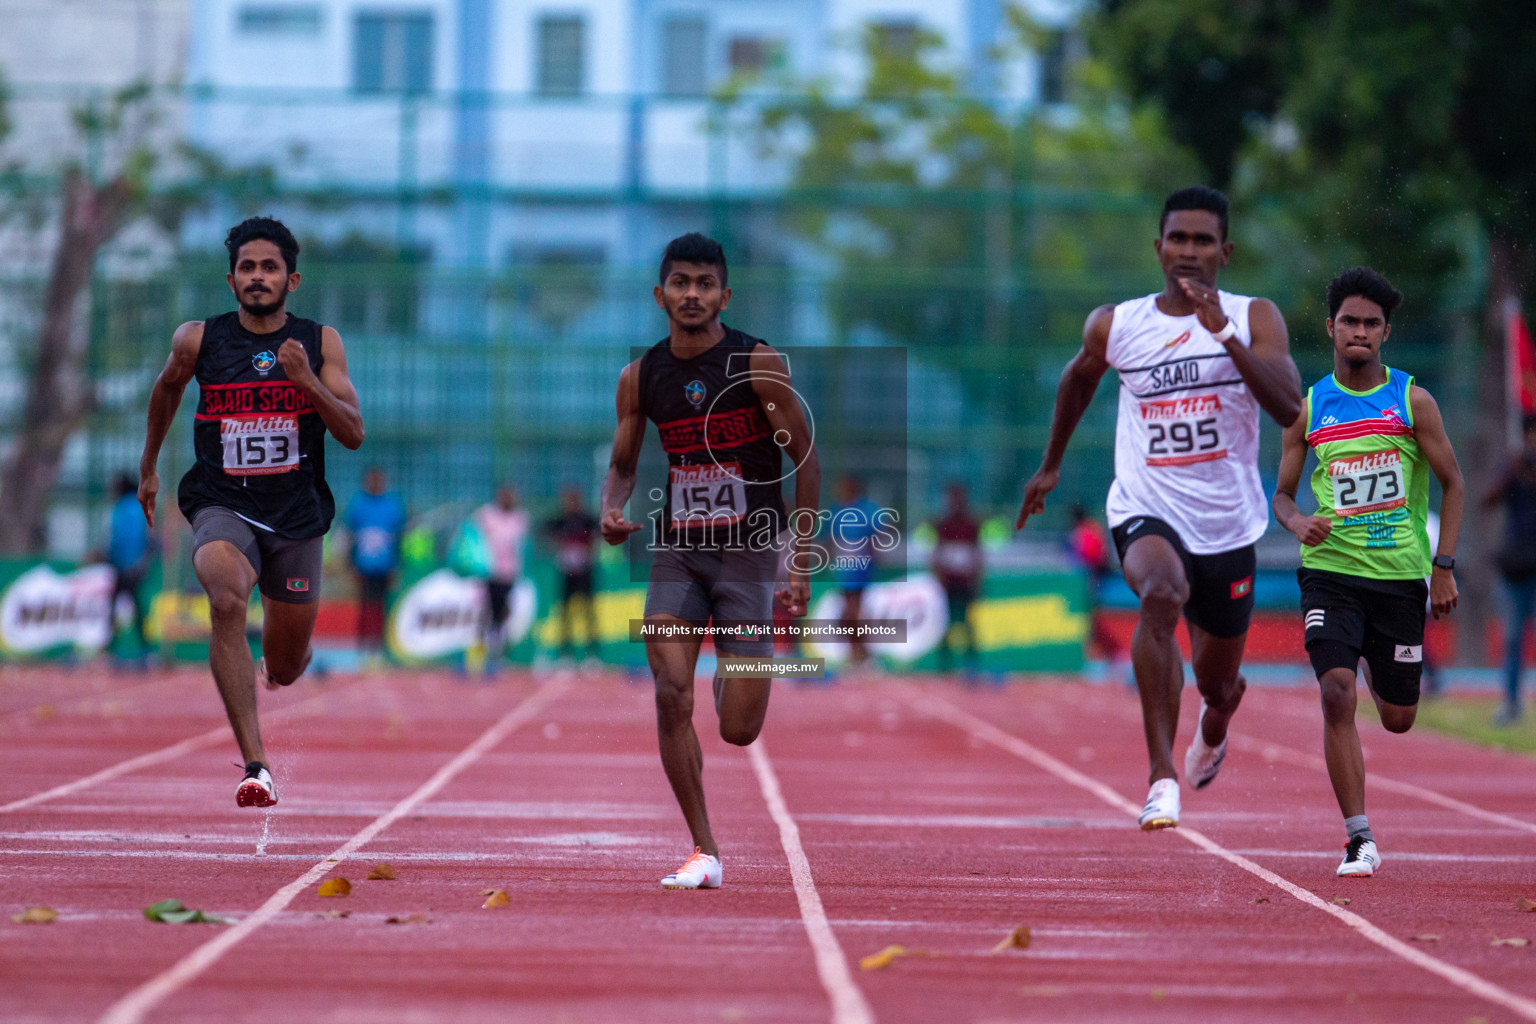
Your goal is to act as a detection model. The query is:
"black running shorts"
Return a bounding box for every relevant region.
[1298,567,1426,708]
[191,507,323,604]
[1110,515,1256,639]
[644,543,780,656]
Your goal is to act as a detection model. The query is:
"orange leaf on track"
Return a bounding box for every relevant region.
[12,906,57,924]
[367,864,397,881]
[988,926,1032,954]
[317,878,352,898]
[1331,897,1351,906]
[859,945,906,971]
[482,890,510,908]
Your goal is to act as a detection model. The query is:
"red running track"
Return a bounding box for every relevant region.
[1,666,1534,1023]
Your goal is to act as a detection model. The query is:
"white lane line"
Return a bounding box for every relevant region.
[909,692,1536,1024]
[748,740,875,1024]
[0,679,367,815]
[1227,733,1536,837]
[1048,685,1536,836]
[96,674,570,1024]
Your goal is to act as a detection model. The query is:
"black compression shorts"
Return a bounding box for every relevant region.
[1111,515,1256,639]
[1298,567,1426,708]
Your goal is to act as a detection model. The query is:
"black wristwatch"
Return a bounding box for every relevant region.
[1432,554,1455,571]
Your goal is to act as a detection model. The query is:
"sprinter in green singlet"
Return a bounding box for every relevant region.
[1273,268,1465,878]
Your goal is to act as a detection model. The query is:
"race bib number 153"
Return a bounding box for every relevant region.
[221,415,300,476]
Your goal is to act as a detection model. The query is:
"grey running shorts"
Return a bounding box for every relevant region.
[191,506,324,605]
[643,541,781,656]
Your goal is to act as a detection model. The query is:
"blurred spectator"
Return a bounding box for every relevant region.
[476,485,530,665]
[1484,414,1536,725]
[831,475,881,666]
[107,473,152,662]
[344,467,406,666]
[932,483,981,674]
[1068,504,1123,663]
[545,488,600,661]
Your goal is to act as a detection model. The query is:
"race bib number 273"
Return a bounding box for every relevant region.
[221,415,300,476]
[1328,450,1405,516]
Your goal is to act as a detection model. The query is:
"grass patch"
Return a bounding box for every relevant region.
[1359,695,1536,755]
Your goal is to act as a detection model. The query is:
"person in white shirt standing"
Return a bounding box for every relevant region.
[1017,187,1302,829]
[475,485,530,665]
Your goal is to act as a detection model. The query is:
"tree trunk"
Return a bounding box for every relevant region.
[0,168,133,554]
[1460,233,1535,664]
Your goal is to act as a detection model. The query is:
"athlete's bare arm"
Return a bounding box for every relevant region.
[280,326,364,450]
[1178,280,1301,427]
[601,359,646,545]
[138,320,205,528]
[1016,304,1114,529]
[1272,407,1333,547]
[751,343,819,617]
[1411,385,1464,618]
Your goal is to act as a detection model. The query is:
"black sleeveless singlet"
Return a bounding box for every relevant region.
[176,311,335,538]
[637,326,787,545]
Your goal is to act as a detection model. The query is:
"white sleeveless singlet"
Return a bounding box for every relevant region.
[1103,291,1268,555]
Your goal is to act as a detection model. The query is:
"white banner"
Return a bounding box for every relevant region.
[0,564,116,655]
[387,569,537,662]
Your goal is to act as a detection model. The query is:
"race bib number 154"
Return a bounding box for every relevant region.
[670,462,745,527]
[221,415,300,476]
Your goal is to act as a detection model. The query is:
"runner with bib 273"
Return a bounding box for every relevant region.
[1273,267,1464,879]
[1018,187,1302,831]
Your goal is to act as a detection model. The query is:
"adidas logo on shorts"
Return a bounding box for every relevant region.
[1394,645,1423,663]
[1304,609,1325,632]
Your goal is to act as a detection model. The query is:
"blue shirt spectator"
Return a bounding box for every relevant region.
[345,473,407,580]
[109,490,149,570]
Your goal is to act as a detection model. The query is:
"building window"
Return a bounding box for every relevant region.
[354,12,434,94]
[1038,29,1070,105]
[727,36,786,76]
[871,19,919,59]
[536,15,586,97]
[237,4,322,34]
[661,16,707,97]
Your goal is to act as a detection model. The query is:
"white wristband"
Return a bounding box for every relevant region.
[1211,319,1237,343]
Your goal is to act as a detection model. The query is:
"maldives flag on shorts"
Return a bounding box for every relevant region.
[1506,299,1536,416]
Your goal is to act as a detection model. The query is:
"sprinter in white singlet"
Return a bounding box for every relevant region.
[1017,187,1302,830]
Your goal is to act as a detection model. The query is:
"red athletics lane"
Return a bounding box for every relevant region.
[2,669,1534,1023]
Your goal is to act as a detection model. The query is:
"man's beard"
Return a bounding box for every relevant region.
[239,290,285,317]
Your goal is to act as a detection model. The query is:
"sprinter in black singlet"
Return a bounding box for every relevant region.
[138,218,364,807]
[602,233,820,889]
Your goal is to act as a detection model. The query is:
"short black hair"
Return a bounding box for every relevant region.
[1160,186,1230,241]
[659,232,727,286]
[226,217,300,275]
[1327,267,1403,322]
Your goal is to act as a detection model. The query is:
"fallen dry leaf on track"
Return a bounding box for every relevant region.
[1331,897,1351,906]
[1492,938,1531,947]
[317,878,352,898]
[1150,988,1167,1001]
[859,945,907,971]
[482,890,510,908]
[142,899,232,924]
[314,910,351,919]
[12,906,57,924]
[1253,897,1270,904]
[1518,897,1536,913]
[385,913,430,925]
[367,864,397,881]
[1409,934,1440,943]
[988,926,1032,954]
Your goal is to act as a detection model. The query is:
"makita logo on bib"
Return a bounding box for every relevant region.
[1140,394,1221,420]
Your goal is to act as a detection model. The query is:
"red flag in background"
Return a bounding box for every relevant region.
[1505,299,1536,444]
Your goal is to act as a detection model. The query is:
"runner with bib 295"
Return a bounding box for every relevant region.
[1017,186,1303,832]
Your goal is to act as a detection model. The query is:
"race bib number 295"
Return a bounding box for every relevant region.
[1140,395,1226,467]
[221,415,300,476]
